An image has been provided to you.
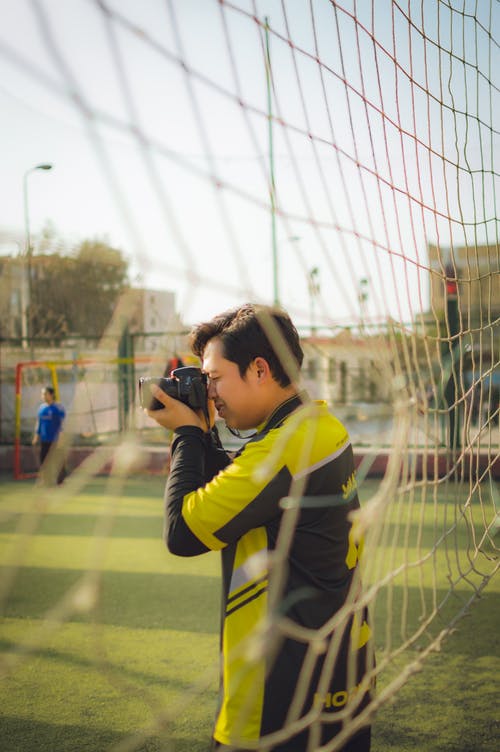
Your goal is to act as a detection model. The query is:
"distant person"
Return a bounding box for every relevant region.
[32,386,66,485]
[163,354,185,377]
[487,384,499,427]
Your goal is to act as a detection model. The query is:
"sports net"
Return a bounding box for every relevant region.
[1,1,499,750]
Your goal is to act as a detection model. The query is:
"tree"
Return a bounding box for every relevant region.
[27,238,129,340]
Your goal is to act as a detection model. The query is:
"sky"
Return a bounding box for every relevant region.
[0,0,498,329]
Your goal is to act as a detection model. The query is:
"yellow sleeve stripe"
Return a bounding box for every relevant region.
[181,439,281,543]
[182,493,227,550]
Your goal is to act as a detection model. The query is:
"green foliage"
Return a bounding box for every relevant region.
[27,238,129,340]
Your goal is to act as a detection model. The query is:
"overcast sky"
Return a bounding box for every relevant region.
[1,0,498,328]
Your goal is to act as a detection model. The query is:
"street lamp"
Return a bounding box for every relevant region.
[358,277,369,333]
[308,266,320,335]
[22,163,53,346]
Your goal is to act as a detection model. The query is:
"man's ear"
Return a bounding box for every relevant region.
[253,357,271,381]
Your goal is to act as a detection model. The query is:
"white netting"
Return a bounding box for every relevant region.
[0,1,498,750]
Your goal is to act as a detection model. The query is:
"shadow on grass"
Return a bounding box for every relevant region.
[0,716,211,752]
[372,590,500,752]
[1,567,220,633]
[4,562,498,654]
[0,716,124,752]
[372,587,500,656]
[0,634,211,696]
[0,513,163,538]
[0,511,493,551]
[0,475,166,497]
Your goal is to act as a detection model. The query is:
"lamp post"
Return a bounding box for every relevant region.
[22,163,53,346]
[358,277,369,333]
[264,17,279,306]
[308,266,320,335]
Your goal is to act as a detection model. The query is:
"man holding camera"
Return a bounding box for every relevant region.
[146,303,373,751]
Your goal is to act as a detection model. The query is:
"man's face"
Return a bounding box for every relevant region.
[202,338,264,430]
[42,389,53,404]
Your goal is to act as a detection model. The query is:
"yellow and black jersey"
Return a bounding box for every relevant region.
[165,395,373,751]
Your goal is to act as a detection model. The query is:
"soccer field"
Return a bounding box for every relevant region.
[0,474,498,752]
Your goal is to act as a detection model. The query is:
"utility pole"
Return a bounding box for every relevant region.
[309,267,320,335]
[264,17,279,306]
[358,277,369,333]
[22,163,53,347]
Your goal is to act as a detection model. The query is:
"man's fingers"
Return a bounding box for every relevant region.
[144,386,204,430]
[149,384,177,409]
[149,384,166,403]
[145,385,170,417]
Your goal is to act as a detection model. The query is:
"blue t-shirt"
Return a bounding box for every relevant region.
[37,402,65,442]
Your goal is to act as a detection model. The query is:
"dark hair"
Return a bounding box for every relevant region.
[190,303,303,387]
[44,386,55,396]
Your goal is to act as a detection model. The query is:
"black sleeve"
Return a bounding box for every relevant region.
[204,427,232,481]
[164,425,230,557]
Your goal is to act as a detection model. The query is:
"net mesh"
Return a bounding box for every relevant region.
[0,1,499,750]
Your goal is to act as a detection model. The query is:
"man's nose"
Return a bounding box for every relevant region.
[207,380,217,399]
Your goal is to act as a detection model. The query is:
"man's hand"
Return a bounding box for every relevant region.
[32,435,39,446]
[145,385,210,432]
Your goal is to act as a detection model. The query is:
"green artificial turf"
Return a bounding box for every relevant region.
[0,474,498,751]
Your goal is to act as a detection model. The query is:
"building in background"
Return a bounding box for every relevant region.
[302,331,392,407]
[427,243,500,330]
[127,288,186,354]
[0,256,25,339]
[427,242,499,430]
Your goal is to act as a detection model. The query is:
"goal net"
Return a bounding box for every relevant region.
[0,1,498,750]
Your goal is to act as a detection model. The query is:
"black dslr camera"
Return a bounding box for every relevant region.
[139,367,208,412]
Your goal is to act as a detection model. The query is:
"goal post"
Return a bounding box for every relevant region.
[12,354,188,480]
[14,359,62,480]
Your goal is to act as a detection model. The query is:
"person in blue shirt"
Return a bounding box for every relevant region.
[32,386,66,484]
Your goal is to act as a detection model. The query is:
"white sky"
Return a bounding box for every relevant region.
[0,0,498,329]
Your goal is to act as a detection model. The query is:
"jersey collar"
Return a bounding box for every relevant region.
[257,393,305,435]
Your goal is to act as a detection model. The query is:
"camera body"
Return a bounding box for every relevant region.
[139,366,207,411]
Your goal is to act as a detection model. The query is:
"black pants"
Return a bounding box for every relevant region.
[40,441,53,465]
[39,441,66,485]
